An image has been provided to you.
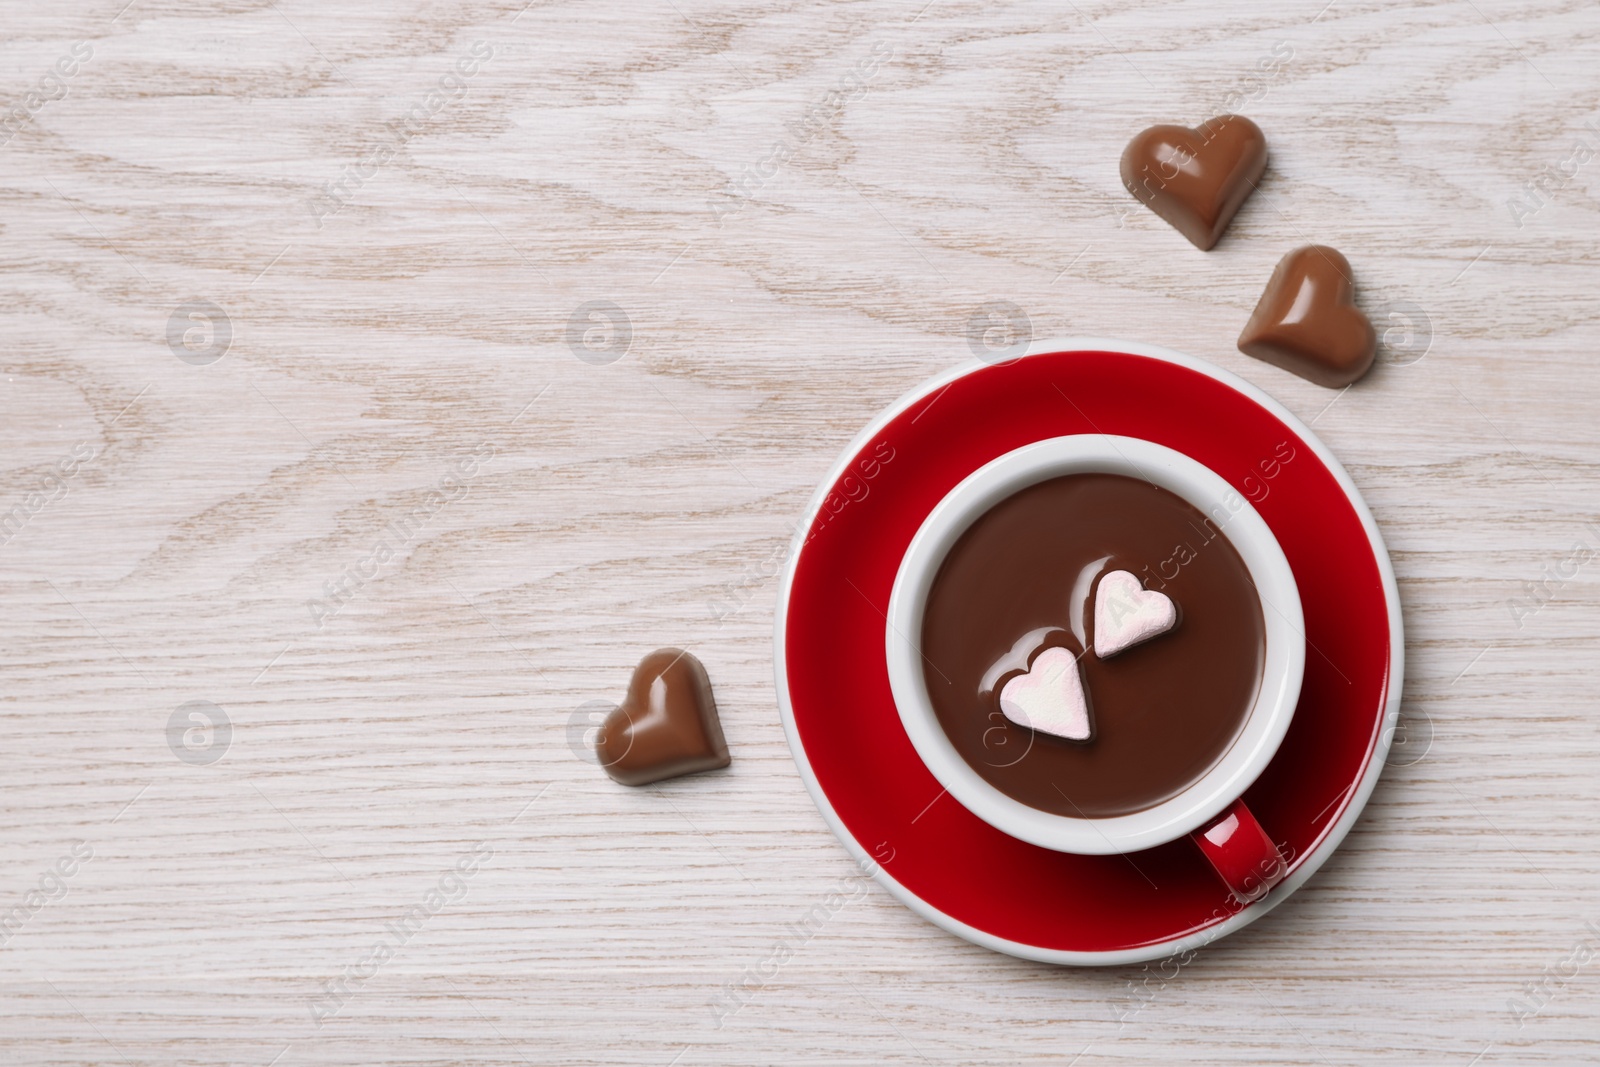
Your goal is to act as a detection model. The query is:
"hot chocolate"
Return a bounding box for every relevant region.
[919,472,1266,818]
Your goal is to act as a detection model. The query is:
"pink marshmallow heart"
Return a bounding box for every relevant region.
[998,646,1092,742]
[1093,569,1177,658]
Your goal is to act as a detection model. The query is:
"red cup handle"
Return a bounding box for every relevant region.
[1191,799,1287,905]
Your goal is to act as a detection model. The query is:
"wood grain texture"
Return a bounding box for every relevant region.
[2,0,1599,1063]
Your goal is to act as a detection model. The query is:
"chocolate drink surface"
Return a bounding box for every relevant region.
[919,473,1266,818]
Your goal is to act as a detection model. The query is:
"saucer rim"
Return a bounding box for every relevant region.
[773,336,1404,966]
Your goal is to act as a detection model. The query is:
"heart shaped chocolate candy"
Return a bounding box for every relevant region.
[1120,115,1268,251]
[597,649,730,786]
[1238,245,1377,388]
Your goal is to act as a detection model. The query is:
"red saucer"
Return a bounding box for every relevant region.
[775,340,1402,965]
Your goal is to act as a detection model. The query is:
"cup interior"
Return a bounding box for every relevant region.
[885,435,1305,855]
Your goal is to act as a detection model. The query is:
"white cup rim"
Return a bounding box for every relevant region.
[885,434,1305,855]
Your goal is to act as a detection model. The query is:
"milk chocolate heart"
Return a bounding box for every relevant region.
[1238,245,1377,388]
[1120,115,1268,250]
[998,646,1092,743]
[596,649,730,786]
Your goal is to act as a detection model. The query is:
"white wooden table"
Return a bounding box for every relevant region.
[3,1,1598,1063]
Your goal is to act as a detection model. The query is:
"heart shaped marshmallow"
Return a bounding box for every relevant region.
[998,646,1092,742]
[1093,570,1177,658]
